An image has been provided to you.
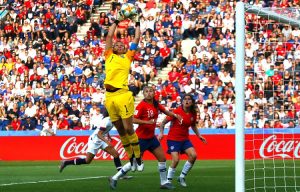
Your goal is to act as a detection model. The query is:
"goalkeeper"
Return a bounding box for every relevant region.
[103,11,144,171]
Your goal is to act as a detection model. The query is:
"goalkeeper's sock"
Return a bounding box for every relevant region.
[114,157,122,171]
[179,161,193,178]
[74,158,87,165]
[128,133,141,162]
[120,135,133,159]
[112,162,131,180]
[167,167,176,183]
[158,162,168,185]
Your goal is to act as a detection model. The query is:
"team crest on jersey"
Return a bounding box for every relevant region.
[134,110,138,115]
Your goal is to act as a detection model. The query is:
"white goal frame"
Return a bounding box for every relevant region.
[235,2,300,192]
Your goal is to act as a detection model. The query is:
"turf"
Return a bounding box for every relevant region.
[2,160,300,192]
[0,160,234,192]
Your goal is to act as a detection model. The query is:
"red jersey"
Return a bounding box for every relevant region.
[4,24,14,33]
[57,119,69,130]
[168,71,180,82]
[11,120,21,131]
[86,0,93,6]
[160,47,170,58]
[167,107,196,141]
[135,100,166,139]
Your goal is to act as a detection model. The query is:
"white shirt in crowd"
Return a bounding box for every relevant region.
[25,105,38,117]
[91,91,105,104]
[37,66,48,76]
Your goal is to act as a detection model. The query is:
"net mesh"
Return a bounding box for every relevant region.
[244,5,300,192]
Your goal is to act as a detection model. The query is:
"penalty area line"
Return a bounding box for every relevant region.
[0,176,107,186]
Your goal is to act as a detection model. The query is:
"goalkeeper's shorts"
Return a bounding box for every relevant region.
[105,89,134,122]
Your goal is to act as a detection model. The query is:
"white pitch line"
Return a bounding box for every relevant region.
[0,176,107,187]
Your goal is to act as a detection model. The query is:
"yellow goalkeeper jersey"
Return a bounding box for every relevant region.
[104,48,135,90]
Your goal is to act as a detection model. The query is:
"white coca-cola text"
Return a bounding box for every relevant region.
[259,135,300,159]
[60,137,126,160]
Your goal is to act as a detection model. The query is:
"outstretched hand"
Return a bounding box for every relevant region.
[199,136,207,144]
[147,119,156,124]
[130,13,140,23]
[116,11,125,22]
[174,114,183,125]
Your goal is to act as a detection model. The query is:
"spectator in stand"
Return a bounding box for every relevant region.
[57,115,69,130]
[1,0,299,132]
[21,116,37,130]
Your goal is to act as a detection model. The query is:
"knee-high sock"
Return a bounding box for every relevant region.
[120,135,133,159]
[64,158,87,166]
[128,133,141,159]
[179,161,193,178]
[167,166,176,183]
[158,162,168,185]
[114,157,122,171]
[112,162,131,180]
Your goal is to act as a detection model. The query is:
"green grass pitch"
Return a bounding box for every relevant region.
[0,160,234,192]
[1,160,300,192]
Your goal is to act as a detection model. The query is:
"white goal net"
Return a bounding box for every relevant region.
[236,3,300,192]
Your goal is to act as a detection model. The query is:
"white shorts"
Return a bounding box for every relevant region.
[86,135,109,155]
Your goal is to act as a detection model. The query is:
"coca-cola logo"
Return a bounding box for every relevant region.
[259,135,300,159]
[60,137,127,160]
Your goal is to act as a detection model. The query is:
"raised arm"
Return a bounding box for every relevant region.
[132,21,141,45]
[105,22,118,51]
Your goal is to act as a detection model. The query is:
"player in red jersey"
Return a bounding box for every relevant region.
[159,94,207,187]
[108,86,181,190]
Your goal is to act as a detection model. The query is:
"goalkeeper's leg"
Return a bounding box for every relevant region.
[113,119,134,160]
[122,117,144,171]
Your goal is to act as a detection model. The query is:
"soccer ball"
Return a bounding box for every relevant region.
[119,3,137,19]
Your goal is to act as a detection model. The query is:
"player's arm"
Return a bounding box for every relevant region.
[133,117,155,125]
[133,106,155,124]
[162,108,182,123]
[105,22,118,51]
[158,117,170,141]
[125,19,141,60]
[105,12,125,51]
[191,125,207,144]
[132,19,141,45]
[96,119,114,144]
[96,129,112,145]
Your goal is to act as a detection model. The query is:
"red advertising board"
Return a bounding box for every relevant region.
[0,134,299,161]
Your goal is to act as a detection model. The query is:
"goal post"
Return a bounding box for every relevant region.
[235,2,245,192]
[235,2,300,192]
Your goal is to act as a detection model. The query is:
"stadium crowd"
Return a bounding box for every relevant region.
[0,0,300,134]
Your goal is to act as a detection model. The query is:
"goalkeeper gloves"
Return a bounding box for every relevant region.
[130,14,140,27]
[116,11,125,22]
